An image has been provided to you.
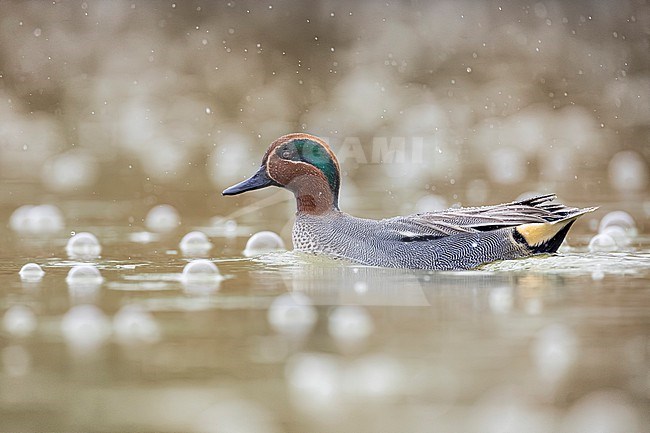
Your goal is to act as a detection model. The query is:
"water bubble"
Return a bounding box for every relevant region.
[181,259,222,293]
[2,305,37,338]
[608,150,648,192]
[598,211,636,235]
[61,305,112,350]
[113,304,161,344]
[179,231,213,255]
[66,265,103,301]
[145,204,180,232]
[268,292,317,336]
[243,231,285,257]
[600,225,630,247]
[66,265,103,285]
[328,306,374,346]
[66,232,102,257]
[19,263,45,281]
[588,233,617,252]
[9,204,64,234]
[181,259,221,282]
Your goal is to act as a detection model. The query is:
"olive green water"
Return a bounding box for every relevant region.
[1,199,649,433]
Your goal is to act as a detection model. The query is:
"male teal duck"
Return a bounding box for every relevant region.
[223,133,595,270]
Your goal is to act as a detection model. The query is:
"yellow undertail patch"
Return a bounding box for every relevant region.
[516,221,568,246]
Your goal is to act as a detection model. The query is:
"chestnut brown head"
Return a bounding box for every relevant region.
[223,133,341,214]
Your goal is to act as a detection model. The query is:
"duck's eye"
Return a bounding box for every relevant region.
[281,149,292,159]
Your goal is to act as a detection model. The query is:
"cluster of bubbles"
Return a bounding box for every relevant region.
[588,210,637,253]
[7,199,289,354]
[0,1,646,209]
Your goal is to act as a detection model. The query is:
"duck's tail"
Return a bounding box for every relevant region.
[513,206,597,254]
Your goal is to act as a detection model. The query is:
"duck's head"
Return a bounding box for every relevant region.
[222,133,341,215]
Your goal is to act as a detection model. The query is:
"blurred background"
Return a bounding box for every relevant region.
[0,0,648,229]
[1,2,650,433]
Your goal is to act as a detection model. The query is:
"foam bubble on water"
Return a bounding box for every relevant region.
[113,304,161,344]
[588,233,618,252]
[179,231,213,255]
[66,265,104,301]
[268,292,317,336]
[561,390,640,433]
[61,304,112,350]
[608,150,648,192]
[2,305,37,338]
[2,345,32,377]
[243,231,285,257]
[66,265,103,285]
[66,232,102,257]
[181,259,222,293]
[9,204,64,234]
[415,194,448,213]
[19,263,45,281]
[600,225,630,247]
[599,210,636,231]
[181,259,221,282]
[531,324,577,385]
[328,306,374,346]
[145,204,180,232]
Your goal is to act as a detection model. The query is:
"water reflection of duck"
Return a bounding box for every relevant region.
[224,133,595,270]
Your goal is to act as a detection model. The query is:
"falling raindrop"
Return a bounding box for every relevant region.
[179,231,213,255]
[145,204,180,232]
[243,231,285,257]
[19,263,45,281]
[66,232,102,257]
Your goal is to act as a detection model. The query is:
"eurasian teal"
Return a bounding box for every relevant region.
[223,133,595,270]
